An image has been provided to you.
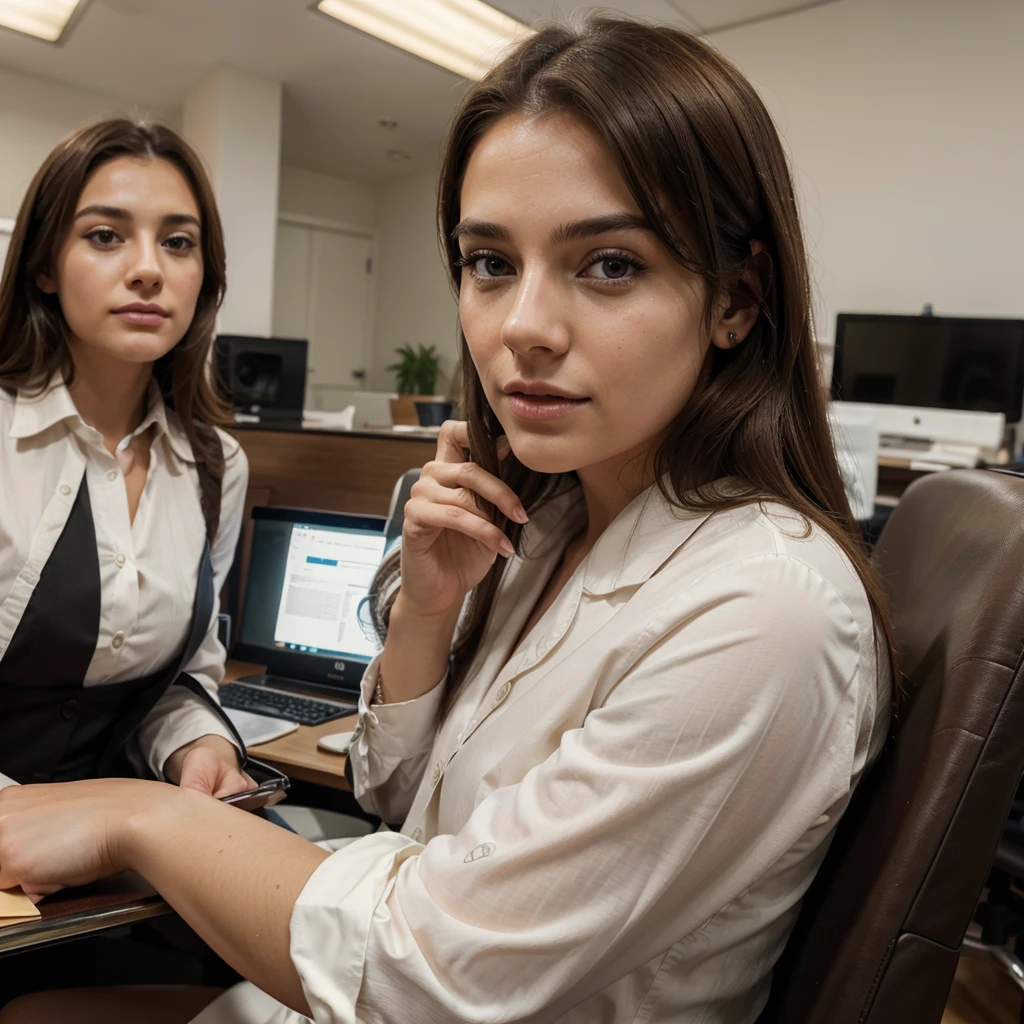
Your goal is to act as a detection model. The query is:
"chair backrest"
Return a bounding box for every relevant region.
[384,469,421,549]
[760,469,1024,1024]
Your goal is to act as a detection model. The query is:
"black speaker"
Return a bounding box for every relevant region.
[215,335,308,423]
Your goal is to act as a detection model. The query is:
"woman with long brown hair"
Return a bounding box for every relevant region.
[0,18,893,1024]
[0,119,250,799]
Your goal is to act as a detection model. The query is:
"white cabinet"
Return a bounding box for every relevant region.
[272,216,375,410]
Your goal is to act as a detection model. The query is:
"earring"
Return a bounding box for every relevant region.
[727,331,738,344]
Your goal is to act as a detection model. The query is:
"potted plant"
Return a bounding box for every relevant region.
[387,344,444,425]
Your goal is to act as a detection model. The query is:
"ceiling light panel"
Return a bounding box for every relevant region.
[315,0,535,81]
[0,0,84,42]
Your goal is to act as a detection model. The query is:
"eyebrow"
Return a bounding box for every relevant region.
[74,204,201,229]
[452,212,652,245]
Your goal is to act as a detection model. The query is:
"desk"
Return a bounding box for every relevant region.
[225,662,354,792]
[0,874,167,958]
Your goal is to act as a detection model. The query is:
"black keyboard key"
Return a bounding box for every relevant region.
[219,682,353,726]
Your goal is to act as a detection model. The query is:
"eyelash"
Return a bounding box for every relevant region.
[454,248,648,286]
[84,228,197,253]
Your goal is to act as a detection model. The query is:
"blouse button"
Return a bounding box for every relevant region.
[111,631,126,651]
[411,827,423,843]
[61,699,80,720]
[107,469,119,482]
[431,761,443,786]
[59,484,72,496]
[114,553,126,568]
[494,680,512,706]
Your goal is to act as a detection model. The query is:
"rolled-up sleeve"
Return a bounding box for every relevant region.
[348,657,445,823]
[287,555,877,1024]
[133,440,249,779]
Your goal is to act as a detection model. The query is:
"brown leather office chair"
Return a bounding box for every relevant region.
[759,468,1024,1023]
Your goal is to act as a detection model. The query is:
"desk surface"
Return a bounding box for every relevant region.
[0,873,168,958]
[224,662,354,791]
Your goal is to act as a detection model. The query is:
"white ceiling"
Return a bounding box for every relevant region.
[0,0,839,184]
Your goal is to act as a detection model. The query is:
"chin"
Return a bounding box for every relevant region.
[103,334,179,364]
[507,432,590,476]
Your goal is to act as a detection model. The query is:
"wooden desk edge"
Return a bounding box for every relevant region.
[0,896,169,957]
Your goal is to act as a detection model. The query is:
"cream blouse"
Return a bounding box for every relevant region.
[196,480,890,1024]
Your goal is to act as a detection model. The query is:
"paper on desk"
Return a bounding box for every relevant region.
[302,406,355,431]
[0,888,41,928]
[225,708,298,747]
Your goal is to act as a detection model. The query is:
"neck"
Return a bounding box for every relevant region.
[67,345,153,448]
[574,438,662,549]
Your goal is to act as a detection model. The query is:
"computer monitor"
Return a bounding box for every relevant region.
[234,507,387,696]
[215,335,308,423]
[831,314,1024,424]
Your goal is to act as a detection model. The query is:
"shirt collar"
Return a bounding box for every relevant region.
[581,477,728,595]
[7,378,81,440]
[138,380,197,464]
[9,376,197,463]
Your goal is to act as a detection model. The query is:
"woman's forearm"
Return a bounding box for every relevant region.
[122,787,330,1014]
[379,591,460,703]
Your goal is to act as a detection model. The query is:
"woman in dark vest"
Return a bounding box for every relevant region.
[0,118,250,798]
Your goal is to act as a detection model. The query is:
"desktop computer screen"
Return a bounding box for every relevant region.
[235,508,387,692]
[215,335,308,423]
[831,314,1024,423]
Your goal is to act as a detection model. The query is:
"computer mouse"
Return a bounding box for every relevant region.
[317,730,355,755]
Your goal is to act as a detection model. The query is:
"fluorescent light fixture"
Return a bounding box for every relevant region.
[315,0,534,81]
[0,0,85,42]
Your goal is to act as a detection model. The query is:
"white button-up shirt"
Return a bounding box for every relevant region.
[197,482,889,1024]
[0,379,247,781]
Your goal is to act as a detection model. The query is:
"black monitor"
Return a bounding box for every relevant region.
[215,335,307,423]
[234,507,387,696]
[831,314,1024,424]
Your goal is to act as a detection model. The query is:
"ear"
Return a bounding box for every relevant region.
[711,240,771,351]
[36,271,57,295]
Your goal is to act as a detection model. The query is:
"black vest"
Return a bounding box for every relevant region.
[0,477,244,784]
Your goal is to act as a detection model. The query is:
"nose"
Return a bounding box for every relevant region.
[500,266,570,361]
[125,234,163,292]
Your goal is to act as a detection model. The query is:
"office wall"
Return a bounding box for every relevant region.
[278,165,374,229]
[370,167,458,393]
[361,0,1023,387]
[712,0,1024,356]
[0,66,169,220]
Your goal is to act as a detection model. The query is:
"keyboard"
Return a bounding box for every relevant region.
[219,682,354,726]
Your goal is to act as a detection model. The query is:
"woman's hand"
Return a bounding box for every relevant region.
[0,778,168,899]
[400,420,527,619]
[165,735,253,798]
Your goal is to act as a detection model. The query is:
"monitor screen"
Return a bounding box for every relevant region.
[215,335,308,421]
[832,314,1024,423]
[237,509,387,684]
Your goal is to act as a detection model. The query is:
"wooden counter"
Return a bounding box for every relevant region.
[226,424,436,517]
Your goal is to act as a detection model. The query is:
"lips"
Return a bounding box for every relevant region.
[503,389,590,422]
[112,304,169,327]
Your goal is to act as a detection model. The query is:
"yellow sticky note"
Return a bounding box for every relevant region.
[0,888,40,922]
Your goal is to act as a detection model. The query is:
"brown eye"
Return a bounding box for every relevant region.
[473,255,512,278]
[586,254,641,281]
[598,258,629,279]
[164,235,196,252]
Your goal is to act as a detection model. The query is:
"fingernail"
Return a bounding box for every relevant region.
[500,538,515,558]
[512,506,529,524]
